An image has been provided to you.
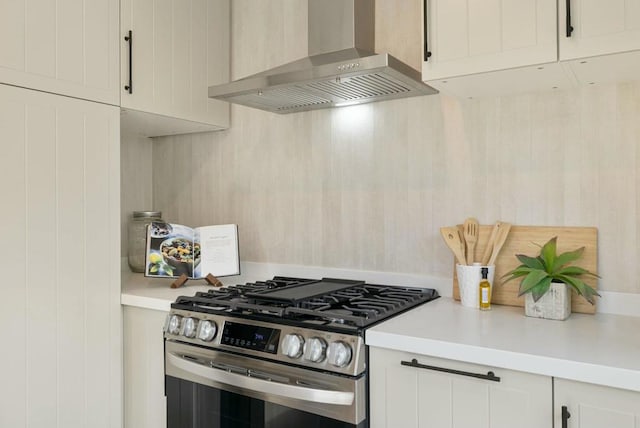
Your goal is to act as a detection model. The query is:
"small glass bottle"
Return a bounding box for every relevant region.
[479,267,491,310]
[128,211,163,272]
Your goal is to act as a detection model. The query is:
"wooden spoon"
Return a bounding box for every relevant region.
[488,222,512,266]
[480,221,501,265]
[463,217,479,264]
[440,226,467,265]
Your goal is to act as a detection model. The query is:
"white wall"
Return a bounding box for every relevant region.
[148,1,640,295]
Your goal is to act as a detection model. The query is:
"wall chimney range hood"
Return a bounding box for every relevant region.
[208,0,438,114]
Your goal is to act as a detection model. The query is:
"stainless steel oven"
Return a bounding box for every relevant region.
[165,340,366,427]
[163,277,438,428]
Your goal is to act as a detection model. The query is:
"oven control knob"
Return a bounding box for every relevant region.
[328,341,352,368]
[281,334,305,359]
[165,314,182,335]
[303,337,327,363]
[181,317,197,338]
[196,320,217,342]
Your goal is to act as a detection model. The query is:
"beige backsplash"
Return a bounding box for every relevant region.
[122,0,640,295]
[147,82,640,294]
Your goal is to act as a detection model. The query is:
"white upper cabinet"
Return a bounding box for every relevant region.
[120,0,230,137]
[0,0,120,105]
[559,0,640,85]
[560,0,640,59]
[422,0,570,98]
[423,0,640,97]
[423,0,557,80]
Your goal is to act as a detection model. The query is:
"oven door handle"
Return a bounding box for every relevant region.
[167,352,355,406]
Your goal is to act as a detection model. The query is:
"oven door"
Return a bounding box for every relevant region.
[165,340,367,428]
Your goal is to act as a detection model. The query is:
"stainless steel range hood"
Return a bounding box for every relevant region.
[208,0,437,114]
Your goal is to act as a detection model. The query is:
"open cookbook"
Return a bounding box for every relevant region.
[144,222,240,279]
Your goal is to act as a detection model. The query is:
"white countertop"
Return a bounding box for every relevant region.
[121,270,267,311]
[366,297,640,392]
[121,261,640,392]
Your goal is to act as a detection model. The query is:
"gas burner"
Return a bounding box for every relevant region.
[321,308,354,324]
[171,276,439,331]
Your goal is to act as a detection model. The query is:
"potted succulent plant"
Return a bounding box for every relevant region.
[502,236,600,320]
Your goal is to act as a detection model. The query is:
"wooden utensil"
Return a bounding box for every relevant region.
[463,217,479,263]
[440,227,467,265]
[480,221,501,265]
[457,228,468,265]
[488,222,512,266]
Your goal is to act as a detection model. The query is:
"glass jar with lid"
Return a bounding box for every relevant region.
[128,211,163,272]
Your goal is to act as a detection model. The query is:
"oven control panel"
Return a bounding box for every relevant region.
[220,321,280,354]
[163,309,366,376]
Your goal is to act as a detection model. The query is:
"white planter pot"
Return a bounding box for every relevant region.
[524,282,571,320]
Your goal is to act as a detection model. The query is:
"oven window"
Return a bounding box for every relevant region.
[166,376,367,428]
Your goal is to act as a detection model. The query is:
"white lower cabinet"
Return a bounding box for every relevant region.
[124,306,168,428]
[554,379,640,428]
[369,347,552,428]
[0,83,121,428]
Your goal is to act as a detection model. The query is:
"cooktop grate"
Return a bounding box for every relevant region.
[172,276,438,329]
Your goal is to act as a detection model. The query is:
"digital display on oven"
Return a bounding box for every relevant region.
[221,321,281,354]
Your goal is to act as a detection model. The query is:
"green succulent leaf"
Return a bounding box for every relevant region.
[540,237,558,272]
[556,274,600,305]
[554,265,599,278]
[501,266,535,283]
[582,286,601,303]
[515,254,545,270]
[518,270,550,295]
[530,277,553,302]
[552,247,584,272]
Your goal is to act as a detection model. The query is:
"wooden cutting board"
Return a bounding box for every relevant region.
[452,225,598,314]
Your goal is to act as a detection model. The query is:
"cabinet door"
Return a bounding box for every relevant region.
[0,0,119,105]
[559,0,640,60]
[554,379,640,428]
[0,84,121,428]
[120,0,230,132]
[422,0,557,80]
[558,0,640,86]
[124,306,168,428]
[370,348,552,428]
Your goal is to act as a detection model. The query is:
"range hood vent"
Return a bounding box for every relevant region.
[209,0,437,114]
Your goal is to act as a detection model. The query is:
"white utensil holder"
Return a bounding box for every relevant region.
[456,264,495,308]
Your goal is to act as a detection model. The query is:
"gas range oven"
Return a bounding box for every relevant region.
[163,276,439,428]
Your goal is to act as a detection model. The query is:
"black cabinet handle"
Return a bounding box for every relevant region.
[401,359,501,382]
[423,0,432,61]
[561,405,571,428]
[565,0,574,37]
[124,30,133,93]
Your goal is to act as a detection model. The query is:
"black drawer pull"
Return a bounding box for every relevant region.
[401,358,501,382]
[124,30,133,93]
[562,405,571,428]
[565,0,574,37]
[423,0,432,61]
